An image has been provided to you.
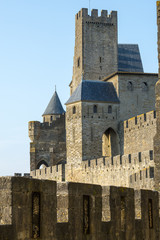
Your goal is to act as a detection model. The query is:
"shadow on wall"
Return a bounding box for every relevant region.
[102,127,120,157]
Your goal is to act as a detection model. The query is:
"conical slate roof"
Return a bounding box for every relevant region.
[43,91,65,116]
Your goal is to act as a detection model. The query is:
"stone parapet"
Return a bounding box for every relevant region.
[0,177,159,240]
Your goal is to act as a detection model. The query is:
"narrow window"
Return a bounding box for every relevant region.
[73,106,76,114]
[135,173,136,182]
[50,116,53,121]
[146,169,148,178]
[142,82,148,91]
[93,105,97,113]
[148,199,153,229]
[120,155,122,165]
[135,117,137,125]
[121,197,126,232]
[127,81,133,91]
[62,164,65,182]
[140,170,142,180]
[99,57,102,63]
[108,105,112,114]
[144,113,146,121]
[32,192,41,238]
[77,57,80,67]
[149,150,153,160]
[128,154,131,163]
[150,167,154,178]
[138,152,141,162]
[126,120,128,128]
[111,157,113,165]
[83,196,90,234]
[154,111,156,119]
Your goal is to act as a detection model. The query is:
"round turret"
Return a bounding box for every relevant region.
[42,90,65,123]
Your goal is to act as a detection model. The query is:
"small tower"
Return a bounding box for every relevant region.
[28,90,66,171]
[42,90,65,124]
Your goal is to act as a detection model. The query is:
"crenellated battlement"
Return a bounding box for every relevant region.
[31,149,155,190]
[76,8,117,24]
[30,163,65,182]
[124,110,156,131]
[28,114,65,142]
[0,177,159,239]
[121,110,157,155]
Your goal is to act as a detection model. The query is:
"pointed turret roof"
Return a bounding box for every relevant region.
[43,91,65,116]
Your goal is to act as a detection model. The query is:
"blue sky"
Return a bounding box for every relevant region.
[0,0,158,176]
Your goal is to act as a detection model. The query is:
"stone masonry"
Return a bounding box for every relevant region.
[0,176,159,240]
[70,9,118,94]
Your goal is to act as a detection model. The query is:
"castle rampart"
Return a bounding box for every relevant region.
[121,110,156,155]
[0,177,159,240]
[31,149,155,191]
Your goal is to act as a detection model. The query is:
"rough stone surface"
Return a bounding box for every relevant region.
[0,177,159,240]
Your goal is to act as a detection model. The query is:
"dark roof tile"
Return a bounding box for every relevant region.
[118,44,144,73]
[43,91,65,116]
[66,80,119,105]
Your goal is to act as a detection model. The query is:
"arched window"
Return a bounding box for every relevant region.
[108,105,112,114]
[142,82,148,91]
[50,116,53,121]
[93,105,97,113]
[73,106,76,114]
[127,81,133,91]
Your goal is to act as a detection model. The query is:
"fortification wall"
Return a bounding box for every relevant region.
[0,177,159,240]
[118,74,158,121]
[31,149,155,190]
[120,110,156,155]
[28,114,66,170]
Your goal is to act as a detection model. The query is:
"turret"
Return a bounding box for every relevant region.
[42,90,65,124]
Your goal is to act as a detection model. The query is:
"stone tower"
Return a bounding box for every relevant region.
[28,90,66,171]
[70,8,118,94]
[66,80,120,165]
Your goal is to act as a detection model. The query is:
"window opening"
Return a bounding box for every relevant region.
[108,105,112,114]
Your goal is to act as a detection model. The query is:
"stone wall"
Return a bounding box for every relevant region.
[71,8,118,94]
[66,101,119,163]
[153,1,160,192]
[66,102,83,165]
[28,114,66,171]
[0,177,159,240]
[106,72,158,121]
[31,149,155,190]
[0,177,57,240]
[120,110,156,155]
